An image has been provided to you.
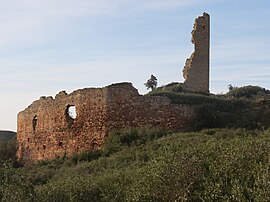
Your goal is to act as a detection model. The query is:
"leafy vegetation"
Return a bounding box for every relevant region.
[1,127,270,201]
[144,75,158,91]
[150,84,270,130]
[0,131,16,141]
[0,132,16,164]
[226,85,270,99]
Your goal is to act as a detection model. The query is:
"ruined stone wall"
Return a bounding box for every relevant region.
[182,12,210,93]
[106,84,193,132]
[17,86,108,164]
[17,83,194,165]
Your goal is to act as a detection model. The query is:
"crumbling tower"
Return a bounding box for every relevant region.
[182,12,210,93]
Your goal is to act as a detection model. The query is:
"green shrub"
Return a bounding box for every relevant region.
[0,162,34,202]
[0,131,16,141]
[0,139,17,164]
[72,150,103,164]
[149,85,270,131]
[151,82,210,95]
[103,127,170,156]
[225,85,270,99]
[1,129,270,201]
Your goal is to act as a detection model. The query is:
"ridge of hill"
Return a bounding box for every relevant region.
[149,84,270,130]
[0,130,16,141]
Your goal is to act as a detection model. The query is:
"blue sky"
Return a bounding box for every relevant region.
[0,0,269,131]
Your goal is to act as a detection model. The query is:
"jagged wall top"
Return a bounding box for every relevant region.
[182,12,210,93]
[17,82,194,165]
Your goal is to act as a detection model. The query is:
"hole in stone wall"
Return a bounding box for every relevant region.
[43,145,46,150]
[66,105,77,127]
[58,141,63,147]
[32,115,38,131]
[67,105,77,119]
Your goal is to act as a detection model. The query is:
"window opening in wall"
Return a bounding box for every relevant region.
[32,115,38,131]
[67,105,77,119]
[66,105,77,127]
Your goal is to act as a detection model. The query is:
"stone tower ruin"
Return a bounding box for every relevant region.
[182,12,210,93]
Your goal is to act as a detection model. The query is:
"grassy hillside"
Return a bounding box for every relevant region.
[1,127,270,201]
[150,84,270,130]
[0,131,16,165]
[0,131,16,141]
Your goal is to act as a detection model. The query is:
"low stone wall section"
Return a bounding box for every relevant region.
[17,83,195,165]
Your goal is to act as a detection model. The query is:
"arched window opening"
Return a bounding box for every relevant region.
[32,115,38,131]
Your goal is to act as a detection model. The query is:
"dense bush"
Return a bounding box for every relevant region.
[226,85,270,99]
[152,82,210,95]
[103,127,170,156]
[153,82,184,93]
[194,101,270,130]
[0,138,17,164]
[0,131,16,141]
[149,85,270,130]
[1,128,270,201]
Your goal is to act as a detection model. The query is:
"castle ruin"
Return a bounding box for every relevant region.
[17,13,210,165]
[182,12,210,93]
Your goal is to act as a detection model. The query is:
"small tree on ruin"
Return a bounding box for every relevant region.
[144,75,157,91]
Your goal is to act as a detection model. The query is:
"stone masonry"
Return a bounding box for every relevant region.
[182,12,210,93]
[17,83,194,165]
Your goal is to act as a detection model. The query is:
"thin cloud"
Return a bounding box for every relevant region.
[0,52,184,87]
[0,0,209,47]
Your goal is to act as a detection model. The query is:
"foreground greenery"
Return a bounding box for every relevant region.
[1,127,270,201]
